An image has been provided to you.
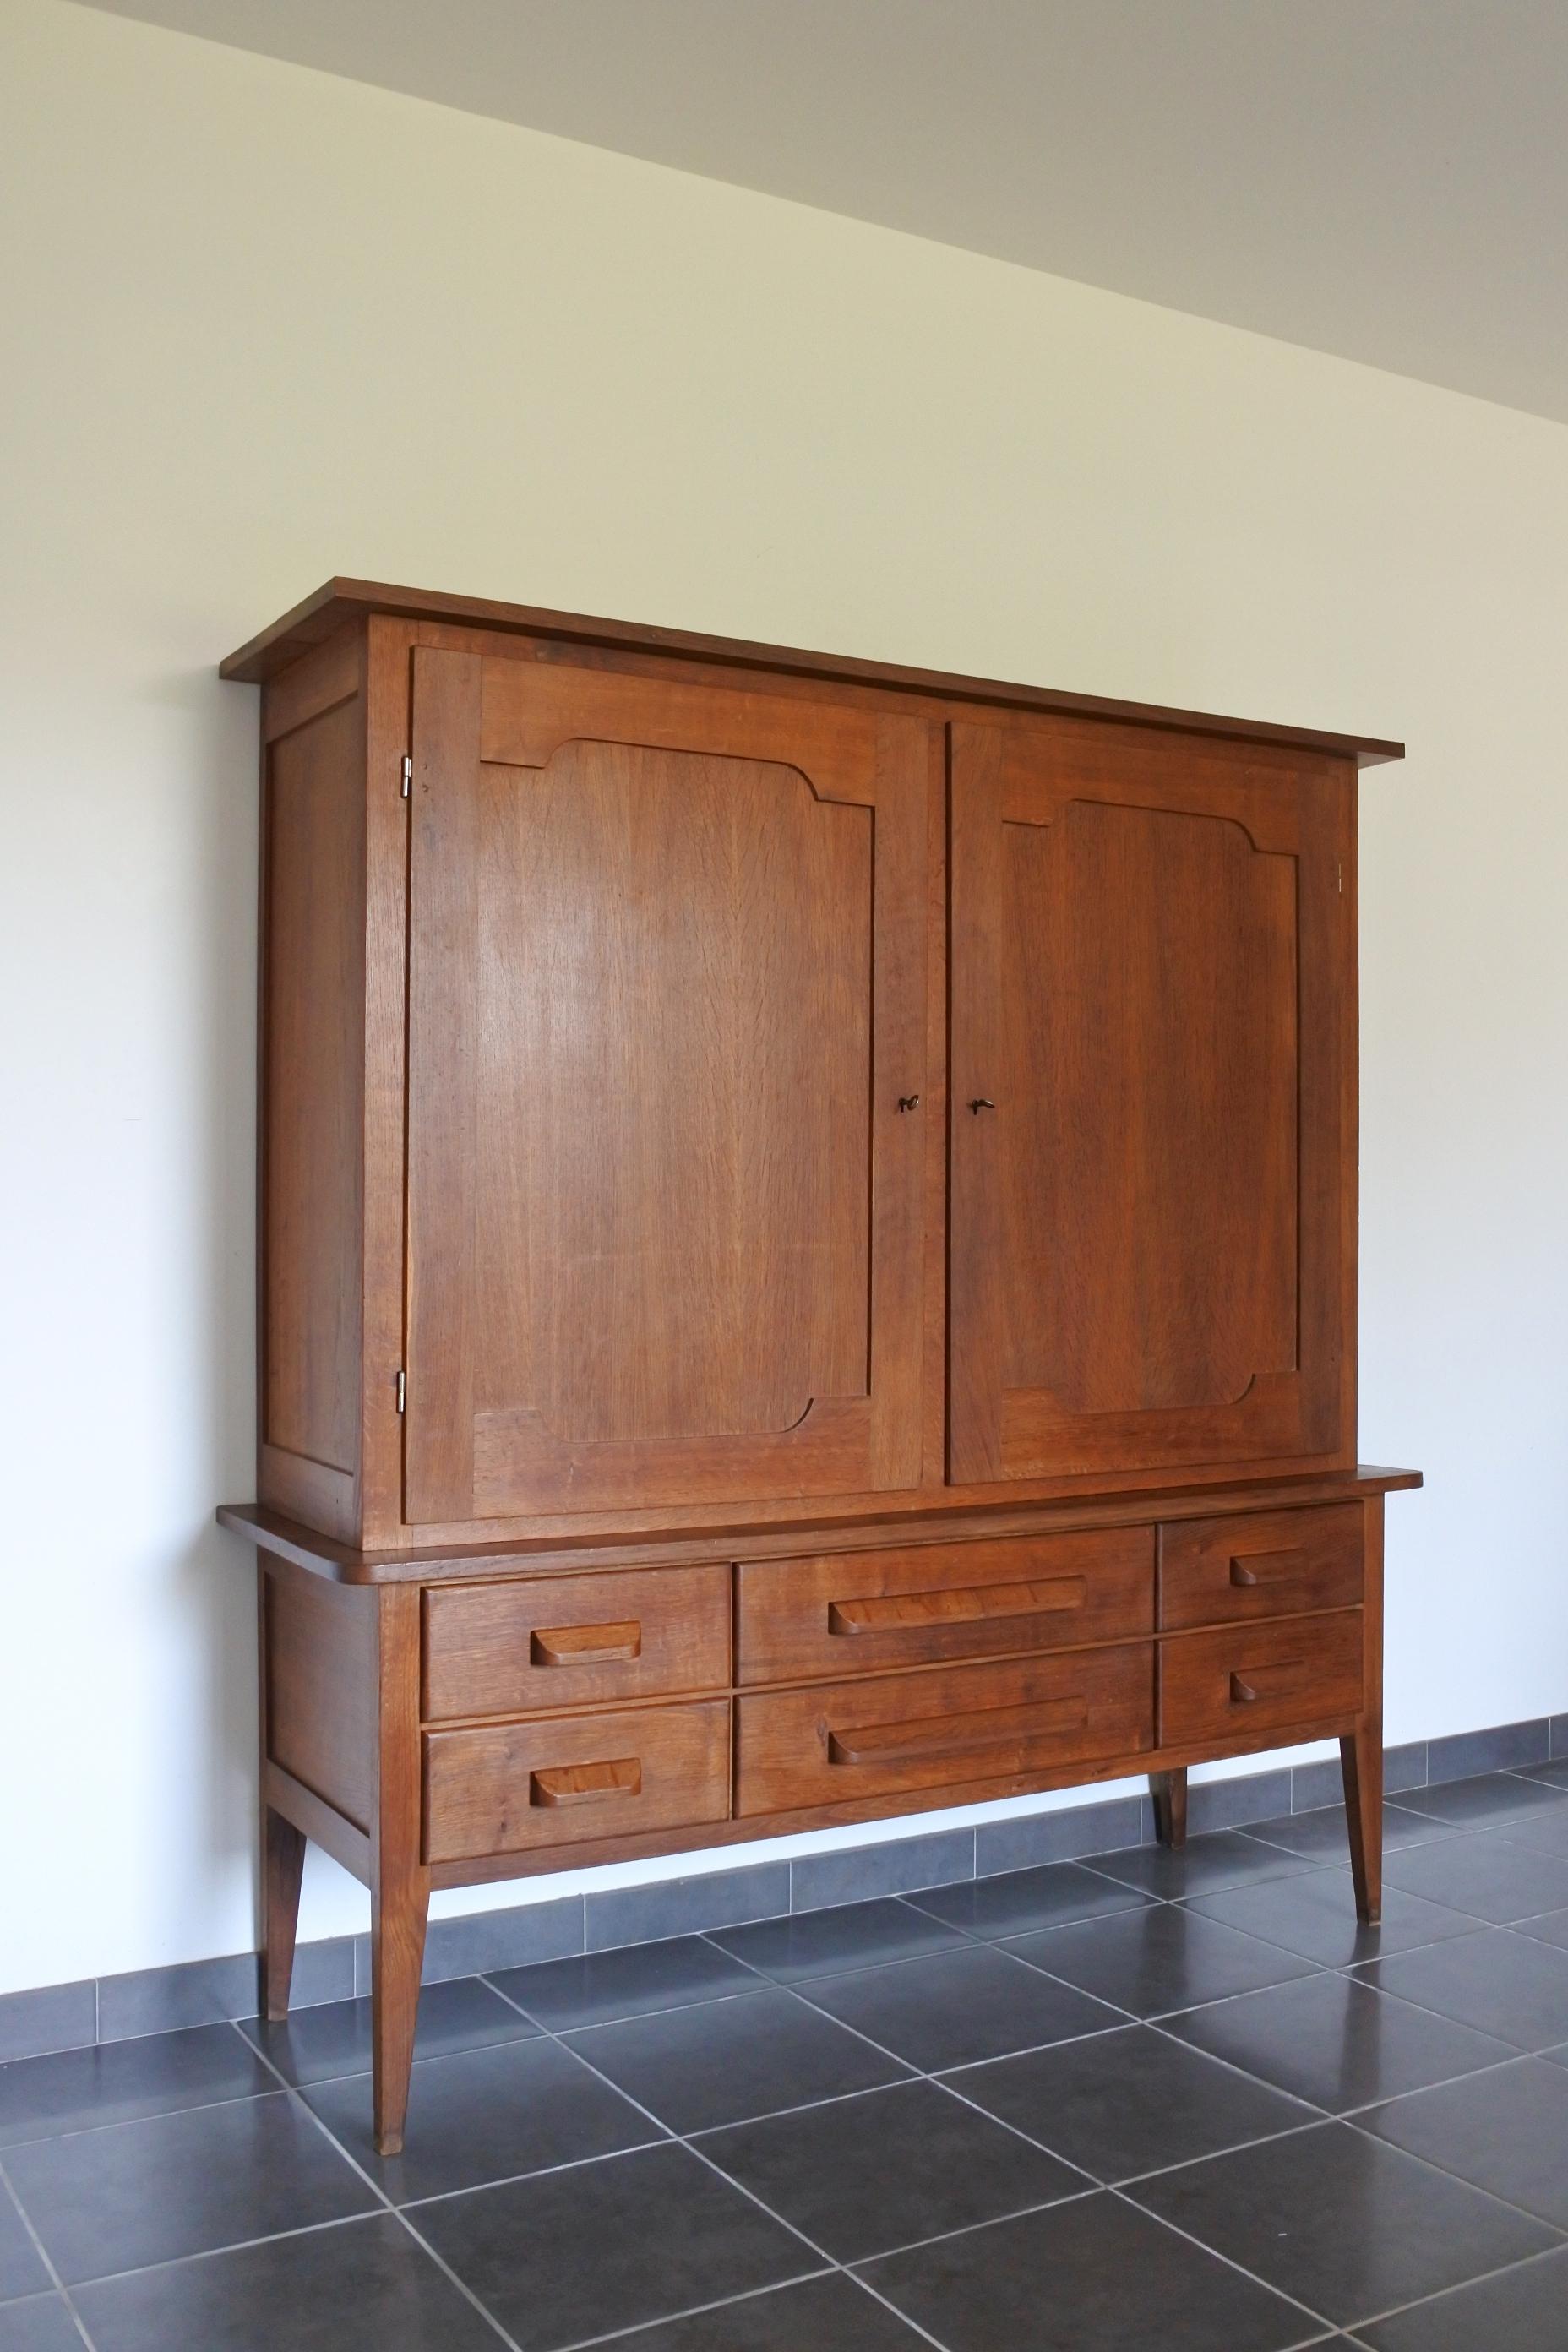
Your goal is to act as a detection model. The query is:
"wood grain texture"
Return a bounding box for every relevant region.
[1157,1503,1364,1630]
[950,717,1352,1487]
[736,1527,1152,1684]
[422,1563,730,1721]
[262,1560,377,1833]
[1150,1768,1189,1848]
[424,1699,729,1863]
[1157,1609,1364,1747]
[736,1642,1153,1816]
[259,691,365,1494]
[220,580,1403,768]
[406,649,928,1520]
[372,1587,427,2156]
[1343,1491,1386,1921]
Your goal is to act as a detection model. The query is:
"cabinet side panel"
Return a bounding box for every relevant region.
[259,678,366,1519]
[264,1560,376,1833]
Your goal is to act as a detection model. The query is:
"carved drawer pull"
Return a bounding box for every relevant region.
[1228,1549,1305,1589]
[530,1620,642,1668]
[827,1576,1086,1637]
[529,1757,642,1807]
[827,1695,1088,1769]
[1229,1664,1304,1707]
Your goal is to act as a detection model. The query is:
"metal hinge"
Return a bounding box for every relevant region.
[400,755,412,798]
[395,1369,406,1414]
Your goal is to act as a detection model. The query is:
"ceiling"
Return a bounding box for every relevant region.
[83,0,1568,424]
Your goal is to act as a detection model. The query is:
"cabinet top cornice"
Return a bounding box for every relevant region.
[220,578,1403,768]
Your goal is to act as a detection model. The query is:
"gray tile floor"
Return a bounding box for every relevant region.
[5,1767,1568,2349]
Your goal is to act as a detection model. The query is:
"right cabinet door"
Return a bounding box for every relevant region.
[948,715,1354,1488]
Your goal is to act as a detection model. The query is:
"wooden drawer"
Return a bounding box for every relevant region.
[737,1527,1152,1685]
[1159,1611,1365,1747]
[1158,1505,1364,1631]
[735,1642,1153,1816]
[422,1565,729,1722]
[423,1699,730,1864]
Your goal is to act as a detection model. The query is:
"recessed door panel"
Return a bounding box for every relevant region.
[406,650,929,1523]
[950,716,1353,1487]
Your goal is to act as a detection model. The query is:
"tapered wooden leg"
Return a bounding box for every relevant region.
[1342,1726,1382,1923]
[1150,1768,1188,1848]
[373,1587,428,2158]
[261,1808,307,2022]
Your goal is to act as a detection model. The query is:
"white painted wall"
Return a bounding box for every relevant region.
[3,0,1565,1995]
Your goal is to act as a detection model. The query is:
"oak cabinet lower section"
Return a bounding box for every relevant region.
[238,1468,1413,2163]
[735,1643,1154,1815]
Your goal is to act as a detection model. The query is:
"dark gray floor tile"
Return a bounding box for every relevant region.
[1380,1829,1568,1923]
[1161,1971,1516,2111]
[0,1988,95,2066]
[305,2032,656,2202]
[491,1935,760,2030]
[975,1796,1148,1876]
[585,1865,791,1952]
[1086,1831,1320,1902]
[1498,1804,1568,1859]
[803,1943,1124,2071]
[1188,1870,1480,1968]
[1515,1907,1568,1952]
[1353,1929,1568,2051]
[415,2140,817,2350]
[1516,1758,1568,1791]
[0,2180,47,2303]
[1428,1724,1550,1782]
[565,1984,909,2133]
[1241,1805,1456,1862]
[1188,1767,1295,1834]
[1358,2054,1568,2227]
[858,2187,1316,2351]
[96,1953,262,2041]
[0,2299,84,2352]
[945,2021,1319,2182]
[239,1974,538,2087]
[4,2090,374,2284]
[1396,1773,1568,1831]
[0,2024,270,2149]
[710,1899,966,1983]
[790,1830,974,1910]
[697,2077,1086,2262]
[422,1896,582,1981]
[73,2211,500,2351]
[1130,2120,1556,2327]
[607,2273,928,2349]
[1354,2244,1568,2349]
[907,1862,1156,1941]
[1009,1902,1318,2018]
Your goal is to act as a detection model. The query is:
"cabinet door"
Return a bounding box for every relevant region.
[405,648,929,1524]
[949,716,1353,1487]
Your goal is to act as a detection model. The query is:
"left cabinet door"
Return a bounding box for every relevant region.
[404,647,931,1526]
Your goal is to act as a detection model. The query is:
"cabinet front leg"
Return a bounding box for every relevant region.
[371,1864,429,2157]
[261,1807,307,2022]
[1150,1768,1188,1848]
[373,1585,427,2158]
[1342,1726,1383,1924]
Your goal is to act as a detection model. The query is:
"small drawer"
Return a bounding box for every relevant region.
[1158,1505,1364,1631]
[737,1527,1153,1685]
[424,1699,730,1863]
[735,1642,1153,1816]
[1158,1612,1365,1748]
[422,1564,729,1722]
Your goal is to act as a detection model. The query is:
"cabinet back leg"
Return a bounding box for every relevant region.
[1150,1768,1188,1848]
[261,1808,306,2022]
[1342,1726,1383,1923]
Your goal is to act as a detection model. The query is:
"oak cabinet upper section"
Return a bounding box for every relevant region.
[229,582,1396,1551]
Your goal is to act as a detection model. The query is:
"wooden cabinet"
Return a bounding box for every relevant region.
[220,579,1419,2155]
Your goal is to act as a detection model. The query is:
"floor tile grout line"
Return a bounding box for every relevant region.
[1103,2180,1342,2337]
[1331,2099,1568,2243]
[1339,2233,1568,2335]
[0,2074,291,2155]
[0,2147,101,2349]
[229,2017,526,2352]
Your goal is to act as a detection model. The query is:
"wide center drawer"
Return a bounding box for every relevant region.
[422,1564,730,1722]
[424,1699,730,1864]
[735,1642,1153,1816]
[737,1527,1153,1685]
[1158,1505,1364,1631]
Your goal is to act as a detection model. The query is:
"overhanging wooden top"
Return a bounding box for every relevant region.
[220,578,1404,767]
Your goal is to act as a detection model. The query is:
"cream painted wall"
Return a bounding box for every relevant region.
[3,0,1565,1994]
